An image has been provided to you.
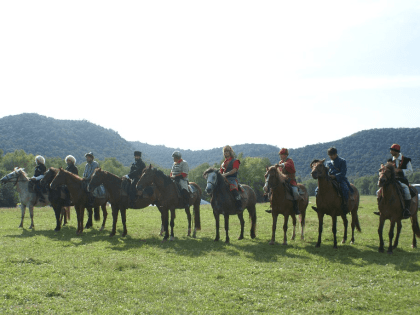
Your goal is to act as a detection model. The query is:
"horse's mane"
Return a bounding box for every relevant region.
[154,168,173,187]
[310,159,324,168]
[95,168,121,181]
[203,167,229,190]
[59,168,82,181]
[265,165,288,183]
[203,167,218,177]
[14,167,29,179]
[383,162,396,181]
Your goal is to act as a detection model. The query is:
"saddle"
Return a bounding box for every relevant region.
[121,178,131,196]
[28,180,47,194]
[283,181,305,201]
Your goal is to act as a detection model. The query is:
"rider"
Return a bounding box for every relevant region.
[389,143,413,219]
[170,151,190,208]
[220,145,242,213]
[64,155,78,206]
[323,147,353,214]
[124,151,146,202]
[82,152,101,206]
[31,155,46,202]
[277,148,300,215]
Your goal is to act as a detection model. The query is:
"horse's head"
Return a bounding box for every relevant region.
[40,167,58,187]
[203,168,219,194]
[263,165,281,192]
[50,167,66,190]
[137,165,156,191]
[88,168,104,192]
[310,159,326,179]
[378,162,395,188]
[1,168,27,185]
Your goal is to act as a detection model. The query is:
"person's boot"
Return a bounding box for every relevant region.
[402,199,412,219]
[232,190,242,213]
[341,200,349,215]
[293,200,300,215]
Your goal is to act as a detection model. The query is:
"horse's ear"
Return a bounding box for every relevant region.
[322,158,326,162]
[148,164,153,169]
[275,164,280,169]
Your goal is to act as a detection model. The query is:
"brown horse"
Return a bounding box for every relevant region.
[264,165,309,245]
[88,168,160,237]
[50,168,108,235]
[377,163,420,254]
[203,168,257,243]
[40,167,71,231]
[137,165,202,241]
[310,159,361,248]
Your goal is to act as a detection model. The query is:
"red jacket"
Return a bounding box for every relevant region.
[279,158,297,186]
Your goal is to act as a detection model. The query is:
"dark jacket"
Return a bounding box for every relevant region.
[66,164,79,175]
[34,164,46,178]
[128,158,146,180]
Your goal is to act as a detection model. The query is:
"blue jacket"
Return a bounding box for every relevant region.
[326,156,353,192]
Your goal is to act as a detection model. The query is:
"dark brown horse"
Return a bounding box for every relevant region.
[203,168,257,243]
[264,165,309,245]
[310,159,361,248]
[40,167,71,231]
[377,162,420,254]
[50,168,108,235]
[137,165,202,241]
[88,168,160,237]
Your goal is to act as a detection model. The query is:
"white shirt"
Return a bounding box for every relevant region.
[393,153,413,178]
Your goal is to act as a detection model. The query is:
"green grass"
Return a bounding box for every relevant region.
[1,196,420,314]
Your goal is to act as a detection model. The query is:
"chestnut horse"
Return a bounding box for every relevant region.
[264,165,309,245]
[40,167,72,231]
[137,165,202,241]
[88,168,160,237]
[310,159,361,248]
[377,163,420,254]
[50,168,108,235]
[203,168,257,243]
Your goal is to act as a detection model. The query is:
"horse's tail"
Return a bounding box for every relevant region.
[191,183,201,230]
[353,190,362,233]
[411,210,420,238]
[94,206,100,221]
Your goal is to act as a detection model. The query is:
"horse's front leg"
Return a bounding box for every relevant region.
[169,208,175,241]
[79,207,85,235]
[316,212,324,247]
[237,212,245,240]
[269,212,278,245]
[224,214,230,243]
[100,204,107,231]
[341,214,348,244]
[387,220,396,254]
[121,208,127,237]
[378,216,385,252]
[185,207,192,237]
[28,206,35,229]
[214,212,220,242]
[19,204,26,228]
[392,220,402,249]
[332,215,338,249]
[85,207,93,229]
[291,214,297,241]
[75,206,83,235]
[110,206,119,237]
[54,206,61,231]
[282,214,290,245]
[162,208,170,241]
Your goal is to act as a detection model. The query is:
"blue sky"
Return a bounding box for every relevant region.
[1,1,419,150]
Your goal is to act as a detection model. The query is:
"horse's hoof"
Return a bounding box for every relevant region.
[350,241,354,245]
[238,236,244,240]
[269,241,275,245]
[122,233,127,237]
[301,236,305,240]
[282,242,288,246]
[225,240,230,244]
[170,236,175,241]
[412,244,417,248]
[333,245,338,249]
[315,243,321,248]
[291,236,296,241]
[109,233,115,237]
[378,248,384,253]
[54,227,60,232]
[100,226,105,231]
[387,251,393,255]
[29,225,34,229]
[341,240,346,244]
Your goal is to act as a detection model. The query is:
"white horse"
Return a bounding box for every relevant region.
[0,167,50,229]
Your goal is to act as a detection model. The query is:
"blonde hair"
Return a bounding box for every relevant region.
[223,145,235,158]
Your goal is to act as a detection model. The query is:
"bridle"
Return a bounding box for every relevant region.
[206,171,218,190]
[264,170,281,190]
[311,162,330,182]
[2,171,28,186]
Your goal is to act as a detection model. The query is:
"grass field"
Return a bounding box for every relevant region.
[1,196,420,314]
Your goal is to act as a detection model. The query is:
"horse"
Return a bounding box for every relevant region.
[310,159,361,248]
[376,162,420,254]
[50,168,108,235]
[1,168,50,229]
[136,165,202,241]
[203,168,257,243]
[88,168,160,237]
[263,165,309,245]
[40,167,72,231]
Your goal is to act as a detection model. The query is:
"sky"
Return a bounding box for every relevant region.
[1,1,419,151]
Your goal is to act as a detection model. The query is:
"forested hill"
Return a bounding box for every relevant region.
[0,114,419,179]
[0,113,135,166]
[286,128,420,180]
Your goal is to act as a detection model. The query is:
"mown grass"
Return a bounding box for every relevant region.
[1,196,419,314]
